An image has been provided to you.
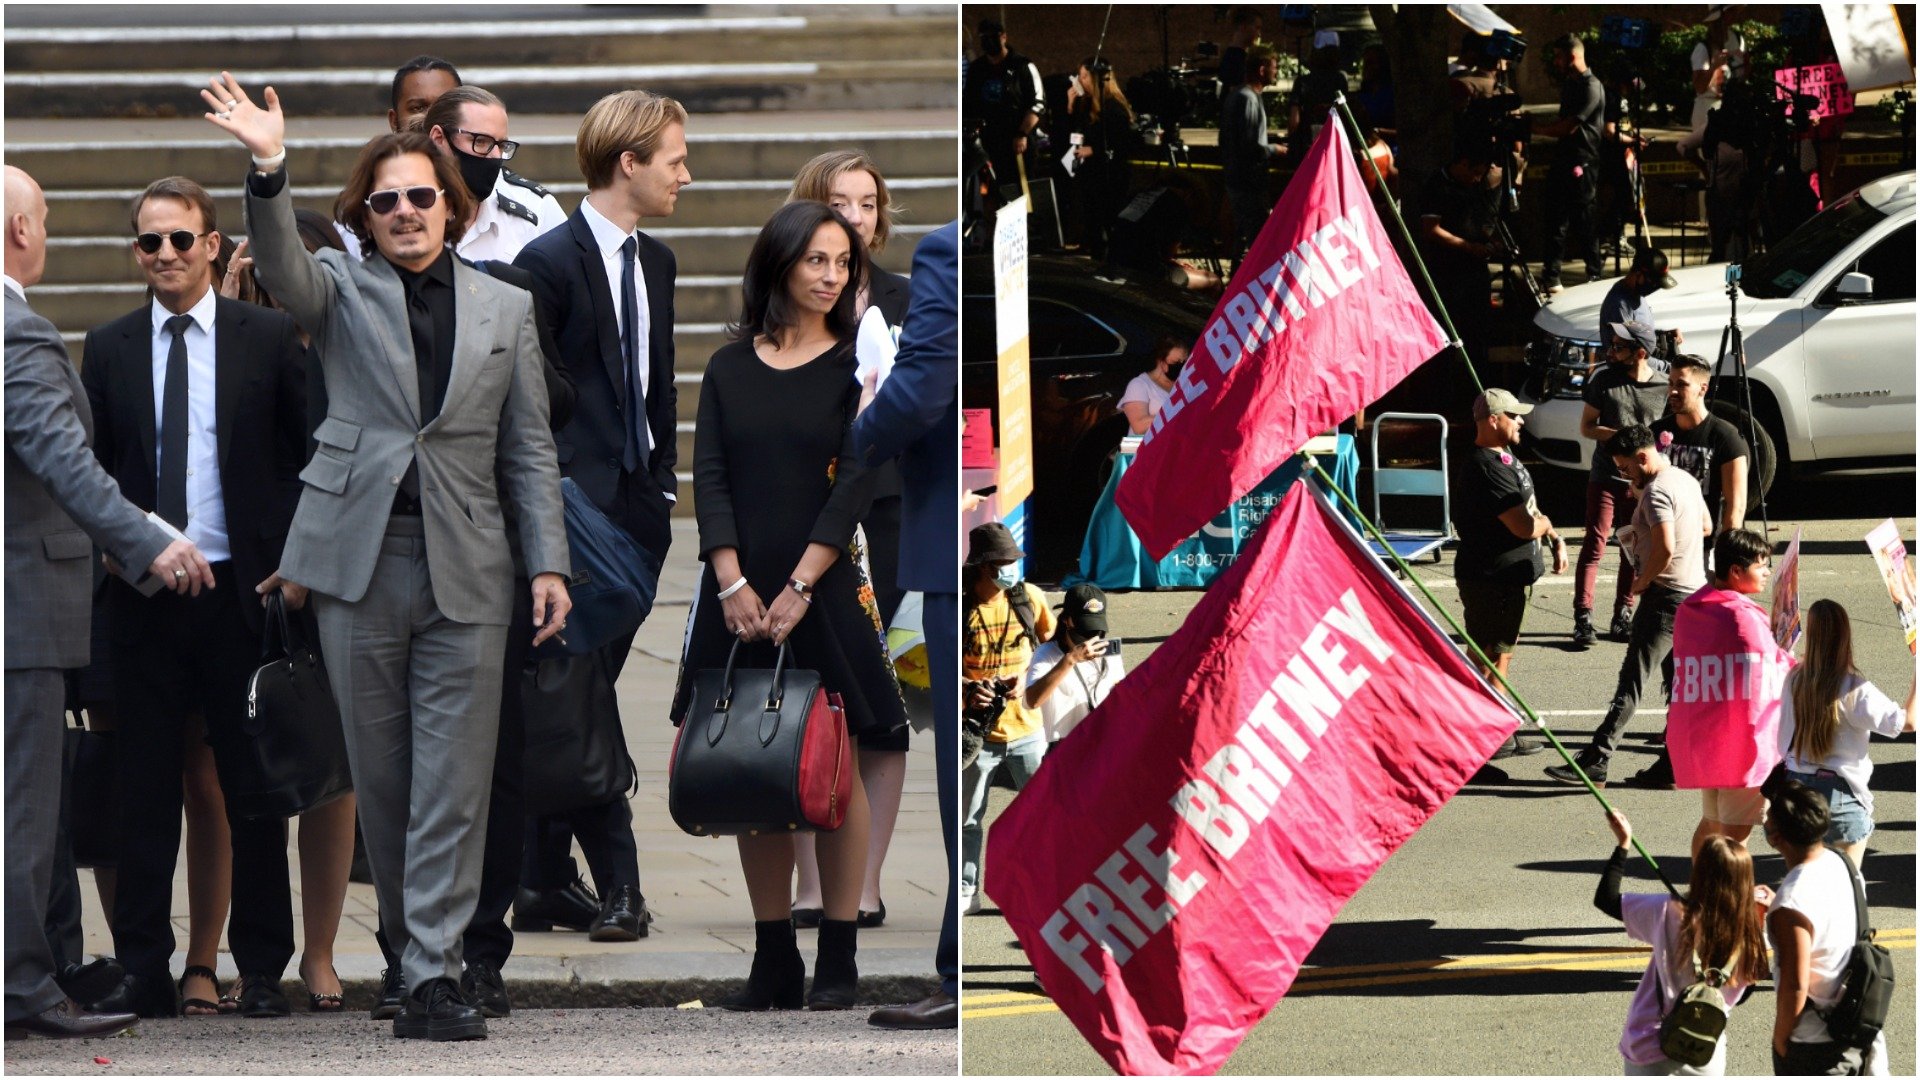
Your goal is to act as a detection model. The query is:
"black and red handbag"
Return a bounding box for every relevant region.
[668,640,852,836]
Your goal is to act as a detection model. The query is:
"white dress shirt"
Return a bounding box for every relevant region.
[2,273,25,301]
[457,175,567,264]
[150,288,229,562]
[578,196,651,457]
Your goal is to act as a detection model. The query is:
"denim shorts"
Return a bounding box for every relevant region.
[1787,768,1873,845]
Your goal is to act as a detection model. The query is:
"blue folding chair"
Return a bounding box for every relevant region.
[1367,413,1451,566]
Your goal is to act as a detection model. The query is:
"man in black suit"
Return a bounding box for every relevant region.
[512,88,689,942]
[79,177,307,1018]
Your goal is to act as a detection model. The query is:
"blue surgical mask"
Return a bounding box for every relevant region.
[994,564,1022,591]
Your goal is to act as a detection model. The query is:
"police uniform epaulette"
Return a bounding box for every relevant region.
[502,169,549,199]
[495,192,540,227]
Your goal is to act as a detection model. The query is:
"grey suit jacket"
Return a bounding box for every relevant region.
[244,172,568,626]
[5,290,170,669]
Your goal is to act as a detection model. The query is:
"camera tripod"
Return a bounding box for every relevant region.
[1710,264,1771,538]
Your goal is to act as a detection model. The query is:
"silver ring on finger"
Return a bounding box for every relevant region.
[172,569,186,580]
[216,111,231,120]
[223,100,239,109]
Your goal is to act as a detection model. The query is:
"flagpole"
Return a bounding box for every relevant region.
[1307,458,1682,898]
[1331,93,1484,396]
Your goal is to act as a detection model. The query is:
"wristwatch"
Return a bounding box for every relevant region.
[787,577,813,602]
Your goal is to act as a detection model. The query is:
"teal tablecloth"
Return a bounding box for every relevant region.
[1069,435,1361,590]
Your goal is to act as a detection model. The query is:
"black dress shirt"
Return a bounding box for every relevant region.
[394,249,455,423]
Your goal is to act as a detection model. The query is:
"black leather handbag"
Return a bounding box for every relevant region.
[521,651,635,816]
[62,712,119,869]
[668,640,852,837]
[225,593,352,819]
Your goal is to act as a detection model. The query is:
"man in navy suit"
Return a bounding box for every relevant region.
[852,221,959,1029]
[511,88,690,942]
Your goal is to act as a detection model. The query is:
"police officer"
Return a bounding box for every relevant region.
[422,87,566,264]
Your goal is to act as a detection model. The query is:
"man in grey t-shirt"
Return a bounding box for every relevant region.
[1222,45,1282,258]
[1547,424,1708,787]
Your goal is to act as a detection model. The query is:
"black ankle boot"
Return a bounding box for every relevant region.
[721,920,805,1011]
[806,918,859,1010]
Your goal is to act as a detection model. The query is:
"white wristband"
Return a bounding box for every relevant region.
[716,577,747,601]
[251,148,286,172]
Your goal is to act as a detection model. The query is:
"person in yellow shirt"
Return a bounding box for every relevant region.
[960,523,1054,914]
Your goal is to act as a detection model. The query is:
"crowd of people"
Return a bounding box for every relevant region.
[5,53,960,1041]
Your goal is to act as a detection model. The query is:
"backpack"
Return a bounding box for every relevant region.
[1657,949,1732,1068]
[1005,582,1040,647]
[1819,850,1894,1049]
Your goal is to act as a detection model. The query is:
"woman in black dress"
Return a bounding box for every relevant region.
[1066,58,1135,259]
[784,150,909,931]
[677,200,906,1010]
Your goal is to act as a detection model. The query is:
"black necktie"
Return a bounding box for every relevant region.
[621,235,645,474]
[157,313,193,529]
[403,273,437,425]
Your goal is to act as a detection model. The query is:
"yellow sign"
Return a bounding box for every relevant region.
[993,198,1035,508]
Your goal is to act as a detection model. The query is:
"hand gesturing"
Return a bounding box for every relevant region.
[200,71,285,160]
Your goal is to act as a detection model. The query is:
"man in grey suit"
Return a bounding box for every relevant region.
[205,74,571,1042]
[4,165,212,1039]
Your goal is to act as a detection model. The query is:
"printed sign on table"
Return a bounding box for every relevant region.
[992,197,1034,508]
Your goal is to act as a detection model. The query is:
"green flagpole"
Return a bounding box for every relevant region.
[1306,457,1682,899]
[1331,92,1484,396]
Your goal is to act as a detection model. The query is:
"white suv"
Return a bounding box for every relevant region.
[1518,171,1915,496]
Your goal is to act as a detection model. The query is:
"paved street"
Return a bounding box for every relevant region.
[960,471,1916,1075]
[18,520,954,1073]
[2,1008,954,1075]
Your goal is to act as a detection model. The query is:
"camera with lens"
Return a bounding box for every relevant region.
[963,676,1015,732]
[1462,91,1532,152]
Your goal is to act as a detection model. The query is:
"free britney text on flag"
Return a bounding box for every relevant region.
[986,483,1521,1075]
[1115,111,1448,559]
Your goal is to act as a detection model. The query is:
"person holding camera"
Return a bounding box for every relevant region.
[1025,584,1125,747]
[1417,136,1506,372]
[1533,33,1606,294]
[960,522,1052,916]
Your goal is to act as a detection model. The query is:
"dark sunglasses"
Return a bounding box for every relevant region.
[454,128,520,160]
[134,230,210,254]
[365,186,443,215]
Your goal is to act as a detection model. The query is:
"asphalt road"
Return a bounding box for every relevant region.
[961,470,1917,1075]
[2,1008,955,1075]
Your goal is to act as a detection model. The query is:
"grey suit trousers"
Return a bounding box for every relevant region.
[312,518,506,992]
[5,669,68,1021]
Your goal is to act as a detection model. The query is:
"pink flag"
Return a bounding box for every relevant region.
[1114,112,1448,559]
[985,482,1519,1075]
[1669,586,1795,788]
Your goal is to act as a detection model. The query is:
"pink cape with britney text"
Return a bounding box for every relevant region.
[1114,111,1447,559]
[1668,586,1795,788]
[986,483,1520,1075]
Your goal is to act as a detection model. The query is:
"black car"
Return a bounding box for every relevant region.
[962,252,1217,579]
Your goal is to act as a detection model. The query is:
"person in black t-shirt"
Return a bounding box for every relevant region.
[1455,389,1567,764]
[1651,354,1749,555]
[963,20,1044,199]
[1532,34,1605,291]
[1417,137,1505,370]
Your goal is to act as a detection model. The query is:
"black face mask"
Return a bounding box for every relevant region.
[454,147,503,201]
[1165,361,1185,381]
[1633,276,1662,297]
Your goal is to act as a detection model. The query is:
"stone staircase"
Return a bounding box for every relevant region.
[5,5,959,507]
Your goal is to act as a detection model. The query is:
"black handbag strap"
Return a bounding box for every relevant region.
[260,591,295,662]
[707,637,745,747]
[760,642,793,747]
[1838,848,1873,944]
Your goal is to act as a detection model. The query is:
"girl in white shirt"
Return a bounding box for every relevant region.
[1778,599,1918,867]
[1118,335,1187,435]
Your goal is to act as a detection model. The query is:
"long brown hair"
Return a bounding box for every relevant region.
[1678,837,1770,985]
[333,131,474,257]
[1079,58,1133,125]
[1789,599,1857,764]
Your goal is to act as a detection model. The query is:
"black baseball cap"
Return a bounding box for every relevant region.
[979,18,1005,35]
[1631,247,1677,289]
[1059,584,1110,638]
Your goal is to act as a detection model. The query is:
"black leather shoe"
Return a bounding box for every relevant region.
[461,960,510,1019]
[790,906,824,929]
[58,957,125,1008]
[588,885,651,942]
[369,966,406,1021]
[856,901,886,929]
[512,875,600,932]
[868,991,957,1030]
[90,972,178,1019]
[393,978,486,1042]
[235,975,291,1018]
[4,998,137,1040]
[1545,750,1609,788]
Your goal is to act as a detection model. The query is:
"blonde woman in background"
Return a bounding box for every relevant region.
[784,150,909,931]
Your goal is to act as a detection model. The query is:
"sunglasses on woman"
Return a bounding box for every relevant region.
[134,230,210,254]
[364,186,443,215]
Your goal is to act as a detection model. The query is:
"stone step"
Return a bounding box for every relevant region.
[41,175,956,238]
[9,120,958,191]
[3,12,956,74]
[6,58,955,119]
